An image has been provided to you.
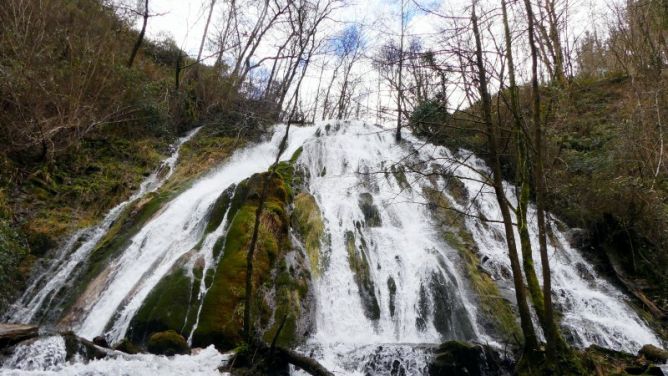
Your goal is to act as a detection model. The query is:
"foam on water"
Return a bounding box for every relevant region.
[2,336,228,375]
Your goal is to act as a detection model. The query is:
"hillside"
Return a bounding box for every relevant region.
[0,0,265,307]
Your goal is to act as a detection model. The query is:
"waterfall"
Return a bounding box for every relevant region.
[4,127,202,325]
[73,125,312,342]
[3,120,662,375]
[290,121,661,374]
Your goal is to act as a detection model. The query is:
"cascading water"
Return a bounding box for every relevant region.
[72,124,312,342]
[4,127,201,325]
[290,121,662,374]
[2,120,663,375]
[2,335,229,375]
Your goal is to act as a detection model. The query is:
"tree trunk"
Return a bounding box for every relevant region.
[523,0,566,360]
[471,3,538,352]
[197,0,217,64]
[501,0,549,333]
[127,0,149,68]
[395,0,405,142]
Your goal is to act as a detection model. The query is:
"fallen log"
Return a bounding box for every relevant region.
[0,324,39,349]
[274,346,334,376]
[249,339,333,376]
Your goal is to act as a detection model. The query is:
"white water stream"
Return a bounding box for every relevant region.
[4,128,201,325]
[2,121,663,375]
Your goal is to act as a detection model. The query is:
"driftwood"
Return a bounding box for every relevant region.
[0,324,38,349]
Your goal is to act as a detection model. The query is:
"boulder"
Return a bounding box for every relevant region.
[0,324,38,349]
[429,341,509,376]
[93,336,109,348]
[147,330,190,356]
[114,338,140,354]
[639,344,668,364]
[61,332,107,361]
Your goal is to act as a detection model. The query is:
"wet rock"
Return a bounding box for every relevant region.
[575,262,595,282]
[639,344,668,363]
[566,228,590,249]
[358,193,382,227]
[345,230,380,320]
[0,324,38,349]
[61,332,107,361]
[114,338,140,354]
[387,277,397,318]
[147,330,190,356]
[93,336,109,348]
[428,341,509,376]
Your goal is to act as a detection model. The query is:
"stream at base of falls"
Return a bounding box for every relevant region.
[1,121,664,375]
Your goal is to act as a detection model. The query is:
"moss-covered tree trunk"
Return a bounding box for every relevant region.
[470,3,538,353]
[500,0,548,334]
[522,0,581,372]
[243,124,291,342]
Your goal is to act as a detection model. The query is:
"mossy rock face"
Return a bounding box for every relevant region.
[639,344,668,363]
[580,344,662,375]
[345,230,380,320]
[56,190,175,324]
[422,187,521,343]
[146,330,190,356]
[204,183,237,235]
[114,338,140,354]
[192,171,293,350]
[61,332,107,361]
[390,165,411,191]
[443,174,468,206]
[261,251,313,348]
[358,193,382,227]
[127,263,200,345]
[428,271,476,340]
[291,193,324,277]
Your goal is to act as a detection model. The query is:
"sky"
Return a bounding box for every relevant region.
[132,0,612,123]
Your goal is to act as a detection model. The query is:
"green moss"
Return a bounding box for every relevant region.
[204,183,237,235]
[345,230,380,320]
[390,165,411,190]
[262,257,309,348]
[424,187,521,342]
[147,330,190,355]
[193,170,292,350]
[127,264,199,344]
[291,193,324,277]
[114,339,140,354]
[290,146,303,164]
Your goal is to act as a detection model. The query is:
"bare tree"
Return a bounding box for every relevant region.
[127,0,149,67]
[470,0,539,354]
[196,0,217,64]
